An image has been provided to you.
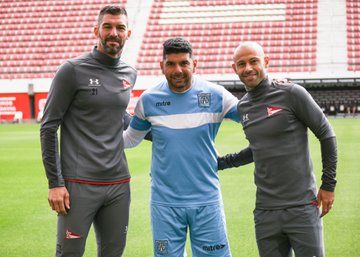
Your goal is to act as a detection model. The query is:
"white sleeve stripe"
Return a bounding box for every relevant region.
[222,87,239,115]
[134,97,146,120]
[148,112,223,129]
[123,126,148,148]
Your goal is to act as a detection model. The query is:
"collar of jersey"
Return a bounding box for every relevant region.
[92,46,121,67]
[247,77,271,99]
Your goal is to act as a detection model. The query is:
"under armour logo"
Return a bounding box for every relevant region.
[88,78,101,87]
[242,113,249,123]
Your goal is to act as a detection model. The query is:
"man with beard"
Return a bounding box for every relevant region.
[40,6,136,257]
[218,42,337,257]
[123,37,241,257]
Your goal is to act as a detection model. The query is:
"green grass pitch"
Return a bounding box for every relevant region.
[0,118,359,257]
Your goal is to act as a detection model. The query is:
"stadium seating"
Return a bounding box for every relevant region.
[310,89,360,116]
[136,0,318,75]
[346,0,360,71]
[0,0,358,80]
[0,0,127,79]
[0,0,359,120]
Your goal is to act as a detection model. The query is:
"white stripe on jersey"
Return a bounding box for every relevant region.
[135,95,146,120]
[147,112,223,129]
[221,86,240,115]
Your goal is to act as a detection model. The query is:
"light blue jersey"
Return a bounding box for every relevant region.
[130,76,240,207]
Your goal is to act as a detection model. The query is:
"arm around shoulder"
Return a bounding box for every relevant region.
[217,146,253,170]
[123,126,149,148]
[124,111,152,141]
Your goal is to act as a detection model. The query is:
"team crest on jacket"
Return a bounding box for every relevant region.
[65,229,81,239]
[267,106,283,116]
[155,240,168,255]
[198,93,211,107]
[122,79,132,89]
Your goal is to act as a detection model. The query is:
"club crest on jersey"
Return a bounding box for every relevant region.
[198,93,211,108]
[122,79,132,89]
[65,229,81,240]
[155,240,168,255]
[88,78,101,87]
[267,106,283,116]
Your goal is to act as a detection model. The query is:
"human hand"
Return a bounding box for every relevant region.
[273,78,289,84]
[317,189,335,217]
[48,186,70,215]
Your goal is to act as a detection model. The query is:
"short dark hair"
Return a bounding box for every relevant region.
[97,5,128,24]
[162,37,193,60]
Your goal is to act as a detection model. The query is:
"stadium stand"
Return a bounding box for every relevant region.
[0,0,127,80]
[347,0,360,71]
[136,0,319,76]
[0,0,359,121]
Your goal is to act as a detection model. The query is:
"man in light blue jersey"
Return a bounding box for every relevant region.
[123,37,240,257]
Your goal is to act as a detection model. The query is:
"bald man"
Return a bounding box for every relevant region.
[218,42,337,257]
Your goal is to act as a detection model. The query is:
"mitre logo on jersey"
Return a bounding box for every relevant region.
[203,244,226,252]
[267,106,283,116]
[122,79,132,89]
[88,78,101,87]
[156,101,171,107]
[198,93,211,107]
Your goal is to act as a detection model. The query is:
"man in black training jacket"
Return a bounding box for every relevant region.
[218,42,337,257]
[40,6,136,257]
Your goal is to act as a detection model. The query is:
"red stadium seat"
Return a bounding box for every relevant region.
[0,0,325,78]
[137,0,319,75]
[0,0,128,79]
[346,0,360,71]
